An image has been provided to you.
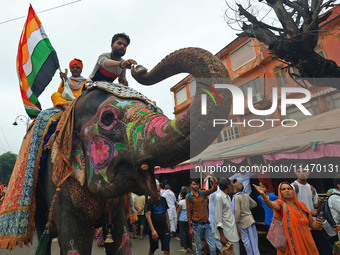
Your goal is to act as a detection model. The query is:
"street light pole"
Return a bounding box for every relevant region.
[13,115,30,131]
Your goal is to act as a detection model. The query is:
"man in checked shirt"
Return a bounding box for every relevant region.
[186,177,218,255]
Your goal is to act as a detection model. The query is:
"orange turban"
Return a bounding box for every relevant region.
[69,58,83,70]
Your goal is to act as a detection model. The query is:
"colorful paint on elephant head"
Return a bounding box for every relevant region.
[79,94,168,185]
[146,116,169,137]
[89,135,114,170]
[73,88,191,195]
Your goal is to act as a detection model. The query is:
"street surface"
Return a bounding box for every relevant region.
[0,232,184,255]
[0,230,275,254]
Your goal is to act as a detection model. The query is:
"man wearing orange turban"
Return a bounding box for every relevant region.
[69,58,83,70]
[51,58,87,110]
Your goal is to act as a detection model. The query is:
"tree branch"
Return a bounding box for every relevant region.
[321,0,337,10]
[240,22,278,45]
[237,4,284,32]
[311,0,321,13]
[266,0,300,35]
[282,0,309,21]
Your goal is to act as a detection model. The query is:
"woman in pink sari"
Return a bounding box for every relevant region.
[254,182,323,255]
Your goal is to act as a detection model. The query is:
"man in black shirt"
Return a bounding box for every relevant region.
[146,186,171,255]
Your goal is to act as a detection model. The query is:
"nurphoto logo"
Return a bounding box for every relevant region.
[200,83,312,128]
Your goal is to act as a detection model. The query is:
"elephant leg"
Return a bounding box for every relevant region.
[54,194,94,255]
[35,177,52,255]
[104,197,131,255]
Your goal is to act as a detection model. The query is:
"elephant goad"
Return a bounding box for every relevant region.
[35,47,231,254]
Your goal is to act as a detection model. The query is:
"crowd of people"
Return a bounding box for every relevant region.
[125,163,340,255]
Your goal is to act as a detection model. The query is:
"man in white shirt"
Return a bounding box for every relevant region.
[215,178,240,255]
[162,185,177,236]
[292,163,332,255]
[229,170,255,195]
[209,187,222,253]
[133,194,146,239]
[329,176,340,243]
[291,165,318,212]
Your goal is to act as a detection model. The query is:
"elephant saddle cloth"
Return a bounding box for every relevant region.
[0,107,62,250]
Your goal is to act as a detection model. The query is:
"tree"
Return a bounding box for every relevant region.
[226,0,340,89]
[0,152,17,184]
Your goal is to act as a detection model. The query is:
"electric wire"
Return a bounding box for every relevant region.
[0,0,82,25]
[0,126,12,152]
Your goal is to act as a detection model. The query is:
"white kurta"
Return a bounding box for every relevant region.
[214,191,239,243]
[162,189,177,219]
[162,189,177,232]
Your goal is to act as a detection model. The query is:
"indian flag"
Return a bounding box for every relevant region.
[16,5,59,118]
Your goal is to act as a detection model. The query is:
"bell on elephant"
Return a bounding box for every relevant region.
[104,233,114,244]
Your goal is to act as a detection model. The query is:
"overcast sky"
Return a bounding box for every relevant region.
[0,0,237,154]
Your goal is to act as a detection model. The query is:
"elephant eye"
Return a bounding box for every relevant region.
[99,108,117,130]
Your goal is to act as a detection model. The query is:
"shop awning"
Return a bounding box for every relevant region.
[192,107,340,162]
[155,107,340,173]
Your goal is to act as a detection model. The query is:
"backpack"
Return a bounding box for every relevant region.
[292,181,316,198]
[188,190,206,203]
[188,190,208,215]
[317,193,340,226]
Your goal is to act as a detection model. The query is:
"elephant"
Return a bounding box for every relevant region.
[34,47,232,255]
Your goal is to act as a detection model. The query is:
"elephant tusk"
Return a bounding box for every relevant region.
[140,163,149,171]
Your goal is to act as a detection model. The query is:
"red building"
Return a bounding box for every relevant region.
[157,6,340,194]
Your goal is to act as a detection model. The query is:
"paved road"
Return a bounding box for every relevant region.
[0,231,275,254]
[0,233,184,255]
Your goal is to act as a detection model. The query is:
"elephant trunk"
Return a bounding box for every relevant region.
[132,47,232,167]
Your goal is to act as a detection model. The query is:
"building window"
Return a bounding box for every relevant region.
[189,79,196,97]
[304,100,320,115]
[175,86,187,106]
[275,65,288,87]
[324,92,340,110]
[217,119,240,142]
[240,77,263,98]
[230,39,256,71]
[286,99,320,120]
[315,44,326,58]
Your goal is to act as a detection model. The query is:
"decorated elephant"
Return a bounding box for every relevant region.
[34,47,231,255]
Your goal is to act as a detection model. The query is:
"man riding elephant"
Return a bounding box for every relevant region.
[88,33,137,86]
[51,58,87,110]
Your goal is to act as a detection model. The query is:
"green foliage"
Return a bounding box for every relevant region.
[0,152,17,184]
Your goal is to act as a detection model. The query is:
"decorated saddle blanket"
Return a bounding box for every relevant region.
[0,107,62,250]
[86,81,163,114]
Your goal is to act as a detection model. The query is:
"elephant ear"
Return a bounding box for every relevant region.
[71,140,86,186]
